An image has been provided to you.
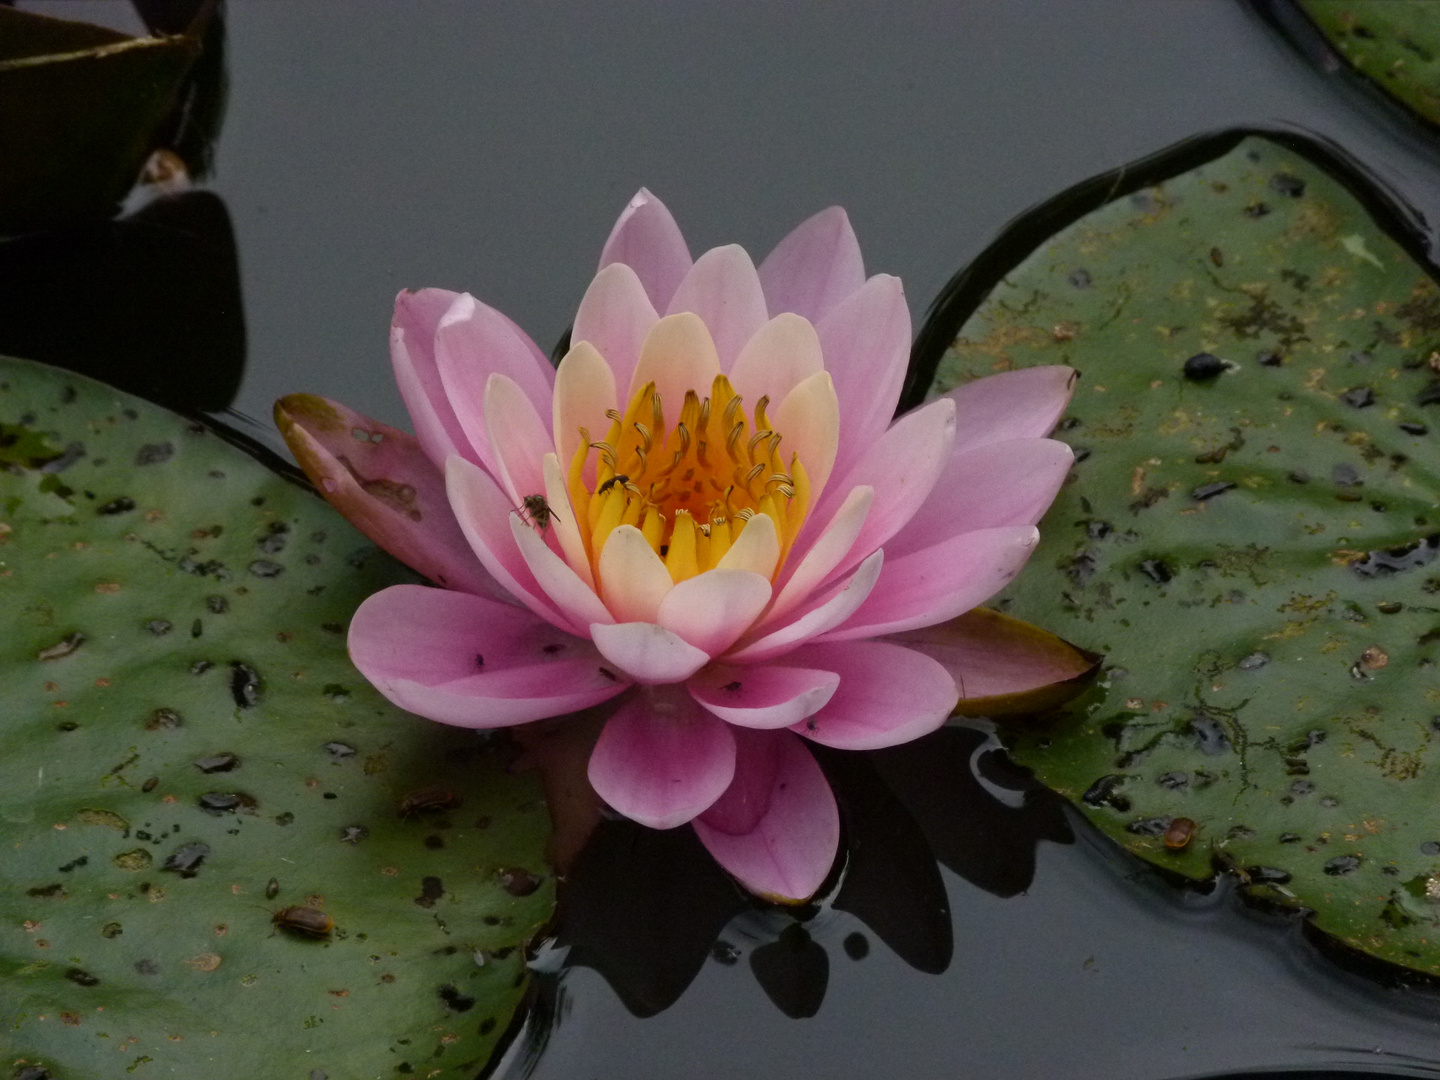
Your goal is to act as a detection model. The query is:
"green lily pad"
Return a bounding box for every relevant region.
[1296,1,1440,129]
[0,357,553,1077]
[922,132,1440,976]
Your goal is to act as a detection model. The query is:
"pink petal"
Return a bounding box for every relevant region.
[434,293,556,473]
[509,515,614,635]
[483,372,555,507]
[445,456,570,630]
[800,396,955,584]
[693,729,839,903]
[590,621,711,685]
[817,525,1040,641]
[726,313,825,415]
[627,312,723,413]
[766,485,872,626]
[688,663,839,729]
[348,585,628,728]
[599,188,693,311]
[888,438,1073,558]
[665,245,769,369]
[587,686,736,828]
[758,206,865,323]
[275,395,500,599]
[543,452,595,589]
[390,288,471,468]
[571,263,659,403]
[943,365,1077,453]
[787,640,957,750]
[656,568,772,657]
[726,549,883,663]
[817,275,911,482]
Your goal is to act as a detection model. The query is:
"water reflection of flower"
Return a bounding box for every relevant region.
[277,190,1084,903]
[540,723,1073,1020]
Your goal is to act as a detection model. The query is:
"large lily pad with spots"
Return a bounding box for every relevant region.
[0,357,553,1077]
[921,132,1440,976]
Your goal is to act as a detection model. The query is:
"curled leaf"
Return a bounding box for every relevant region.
[275,393,501,598]
[886,607,1100,719]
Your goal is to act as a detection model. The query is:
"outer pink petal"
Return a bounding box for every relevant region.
[787,640,958,750]
[275,395,500,599]
[687,663,839,730]
[657,568,772,657]
[765,485,871,626]
[590,621,711,685]
[665,245,769,369]
[599,188,693,311]
[483,372,555,507]
[508,516,614,635]
[390,288,471,468]
[445,456,570,631]
[888,438,1073,558]
[817,525,1040,641]
[434,293,556,473]
[758,206,865,323]
[348,585,628,728]
[694,729,839,902]
[943,365,1077,453]
[726,549,883,663]
[571,263,659,403]
[587,686,736,829]
[801,397,955,585]
[817,274,911,482]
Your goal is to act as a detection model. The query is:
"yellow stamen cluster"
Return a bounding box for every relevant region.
[566,375,810,584]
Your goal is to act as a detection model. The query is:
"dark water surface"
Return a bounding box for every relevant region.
[18,2,1440,1077]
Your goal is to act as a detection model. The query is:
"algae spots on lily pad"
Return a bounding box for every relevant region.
[0,358,554,1077]
[925,133,1440,978]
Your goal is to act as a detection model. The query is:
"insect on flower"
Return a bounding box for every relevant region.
[595,473,630,496]
[513,493,559,531]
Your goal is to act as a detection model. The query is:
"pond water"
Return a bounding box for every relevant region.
[14,2,1440,1077]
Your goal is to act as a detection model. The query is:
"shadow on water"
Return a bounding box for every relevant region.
[534,723,1067,1028]
[0,0,241,412]
[0,189,246,413]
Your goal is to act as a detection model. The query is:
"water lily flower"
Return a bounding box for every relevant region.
[276,190,1081,903]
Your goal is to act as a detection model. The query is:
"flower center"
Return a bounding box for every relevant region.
[565,374,811,584]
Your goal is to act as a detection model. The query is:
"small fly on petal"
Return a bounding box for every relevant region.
[514,494,560,531]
